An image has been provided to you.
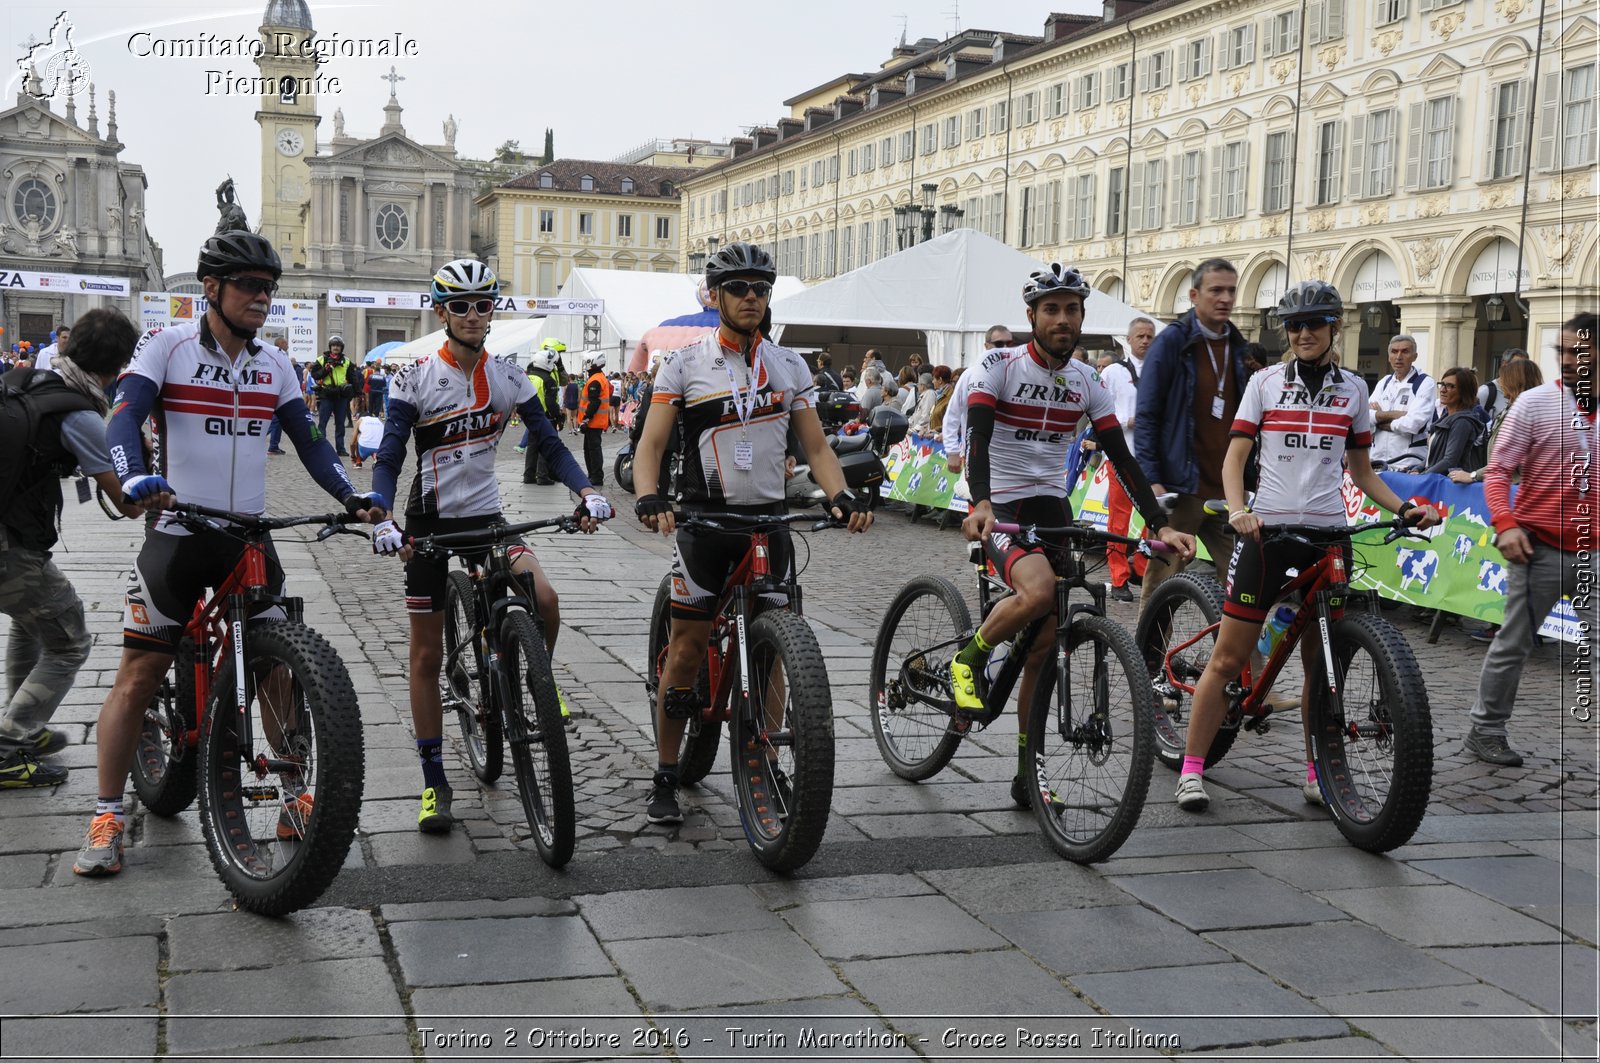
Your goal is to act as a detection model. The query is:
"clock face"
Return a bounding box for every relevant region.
[276,129,304,157]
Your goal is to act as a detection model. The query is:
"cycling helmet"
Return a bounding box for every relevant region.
[196,231,282,281]
[1276,279,1344,323]
[327,334,345,349]
[1022,263,1091,306]
[529,346,561,372]
[430,259,500,304]
[582,350,607,373]
[706,241,777,287]
[539,337,567,353]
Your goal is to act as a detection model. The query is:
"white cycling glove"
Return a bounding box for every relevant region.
[372,519,404,555]
[580,493,614,521]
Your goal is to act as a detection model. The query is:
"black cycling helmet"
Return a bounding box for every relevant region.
[1022,263,1092,306]
[1276,279,1344,323]
[196,231,283,282]
[706,241,777,287]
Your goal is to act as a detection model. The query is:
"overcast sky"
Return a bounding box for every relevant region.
[7,1,1095,275]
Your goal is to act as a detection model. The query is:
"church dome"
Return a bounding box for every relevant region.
[262,0,314,30]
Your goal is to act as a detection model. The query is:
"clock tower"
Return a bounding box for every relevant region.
[256,0,319,267]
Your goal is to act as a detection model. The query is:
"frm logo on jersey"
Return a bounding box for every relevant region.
[1011,382,1083,405]
[190,364,272,386]
[1275,389,1350,408]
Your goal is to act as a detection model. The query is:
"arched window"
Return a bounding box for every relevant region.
[620,177,635,193]
[579,174,595,191]
[659,181,674,196]
[538,172,554,189]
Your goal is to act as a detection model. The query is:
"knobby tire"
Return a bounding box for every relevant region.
[131,637,199,817]
[1134,572,1236,771]
[500,609,576,868]
[869,575,971,780]
[445,570,502,783]
[647,574,721,785]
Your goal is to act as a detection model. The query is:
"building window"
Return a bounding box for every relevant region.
[1139,50,1172,91]
[921,123,938,155]
[538,172,554,189]
[1017,90,1040,123]
[1018,186,1036,247]
[1178,150,1203,225]
[966,106,985,139]
[990,99,1008,132]
[1313,120,1344,204]
[1487,81,1525,180]
[655,216,671,240]
[881,135,895,165]
[1181,38,1211,82]
[538,208,554,233]
[1072,72,1100,110]
[1212,140,1248,219]
[944,115,961,148]
[1221,25,1255,71]
[1263,11,1299,57]
[878,217,891,259]
[1142,158,1167,229]
[859,221,872,266]
[1047,82,1068,118]
[11,176,57,230]
[1308,0,1347,42]
[617,214,633,238]
[1108,65,1132,102]
[1554,63,1597,168]
[280,80,297,105]
[840,225,854,271]
[579,174,595,191]
[1353,108,1398,197]
[660,181,674,196]
[621,177,635,194]
[1067,175,1094,240]
[1263,131,1292,212]
[578,212,594,236]
[863,142,875,170]
[1374,0,1408,26]
[782,170,794,195]
[537,261,555,296]
[374,203,408,250]
[1106,166,1126,236]
[900,130,915,159]
[1409,95,1457,190]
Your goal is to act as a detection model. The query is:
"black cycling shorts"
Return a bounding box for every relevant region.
[1223,534,1351,623]
[123,525,285,652]
[404,514,530,614]
[669,515,793,622]
[983,496,1076,585]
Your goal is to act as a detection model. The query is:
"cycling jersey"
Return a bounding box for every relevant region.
[109,318,339,519]
[650,331,815,506]
[965,344,1119,502]
[1229,361,1373,525]
[379,345,585,518]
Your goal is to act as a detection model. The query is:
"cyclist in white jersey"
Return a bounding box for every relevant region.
[951,264,1193,808]
[632,242,873,825]
[74,231,383,878]
[1174,281,1437,813]
[371,259,611,833]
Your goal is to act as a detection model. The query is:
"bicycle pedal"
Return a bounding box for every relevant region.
[1243,717,1272,734]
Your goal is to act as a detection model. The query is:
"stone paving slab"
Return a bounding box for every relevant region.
[411,977,648,1060]
[1424,942,1600,1018]
[746,873,935,909]
[1316,883,1568,947]
[166,907,382,972]
[666,999,922,1060]
[988,903,1231,974]
[607,928,847,1010]
[0,937,158,1015]
[164,957,406,1054]
[1108,868,1345,931]
[1407,853,1599,907]
[0,1012,158,1063]
[1316,983,1596,1060]
[1236,846,1442,891]
[181,1033,418,1062]
[778,894,1008,960]
[1178,1035,1401,1058]
[390,914,613,987]
[1209,921,1478,997]
[919,859,1137,915]
[575,883,783,941]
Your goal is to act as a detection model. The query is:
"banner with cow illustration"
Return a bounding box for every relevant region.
[880,434,1580,643]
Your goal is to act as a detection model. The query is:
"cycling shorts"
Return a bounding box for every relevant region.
[404,513,531,614]
[669,509,793,622]
[1223,534,1351,624]
[123,526,286,652]
[983,496,1076,585]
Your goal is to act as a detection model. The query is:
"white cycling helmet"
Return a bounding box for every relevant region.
[430,258,500,303]
[582,351,607,373]
[529,347,561,372]
[1022,263,1092,306]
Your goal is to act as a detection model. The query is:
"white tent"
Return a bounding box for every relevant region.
[385,318,551,364]
[770,228,1149,368]
[531,269,804,376]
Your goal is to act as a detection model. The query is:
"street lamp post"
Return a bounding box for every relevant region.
[895,185,964,250]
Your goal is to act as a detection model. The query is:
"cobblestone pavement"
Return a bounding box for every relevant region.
[0,430,1595,1062]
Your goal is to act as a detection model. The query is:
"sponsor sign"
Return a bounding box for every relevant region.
[0,268,130,296]
[326,289,602,316]
[139,292,319,361]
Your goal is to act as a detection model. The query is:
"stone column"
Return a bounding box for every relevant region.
[1524,287,1598,382]
[1392,295,1473,377]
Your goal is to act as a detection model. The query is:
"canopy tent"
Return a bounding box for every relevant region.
[364,340,406,364]
[384,318,551,365]
[770,228,1149,369]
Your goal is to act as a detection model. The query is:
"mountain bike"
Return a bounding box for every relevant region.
[423,516,582,868]
[127,502,368,916]
[870,522,1168,863]
[644,511,844,872]
[1135,506,1433,852]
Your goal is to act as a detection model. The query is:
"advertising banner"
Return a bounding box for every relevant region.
[0,268,130,296]
[879,435,1580,642]
[326,290,601,316]
[138,293,319,361]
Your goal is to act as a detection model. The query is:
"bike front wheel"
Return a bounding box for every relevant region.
[730,610,834,872]
[646,574,721,785]
[1307,612,1433,853]
[198,621,364,916]
[1134,572,1234,771]
[131,637,198,817]
[868,575,971,780]
[1027,615,1156,864]
[499,609,575,868]
[445,571,502,783]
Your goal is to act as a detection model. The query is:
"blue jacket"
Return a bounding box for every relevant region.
[1133,309,1251,496]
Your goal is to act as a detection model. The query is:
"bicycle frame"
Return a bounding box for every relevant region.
[442,547,538,690]
[699,528,803,730]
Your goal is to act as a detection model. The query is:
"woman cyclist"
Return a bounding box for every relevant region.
[1174,280,1439,813]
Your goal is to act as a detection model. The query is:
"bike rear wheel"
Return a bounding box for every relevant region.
[198,621,364,916]
[646,575,720,785]
[1134,572,1235,771]
[445,571,502,783]
[1028,615,1155,864]
[730,610,834,872]
[868,575,970,780]
[131,637,198,817]
[1307,613,1433,853]
[499,609,575,867]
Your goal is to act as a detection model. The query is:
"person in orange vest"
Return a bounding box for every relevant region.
[577,351,611,485]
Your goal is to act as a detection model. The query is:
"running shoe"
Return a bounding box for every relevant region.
[17,728,69,756]
[277,792,315,840]
[0,748,67,788]
[417,786,454,833]
[1175,772,1210,812]
[72,813,124,876]
[645,772,682,825]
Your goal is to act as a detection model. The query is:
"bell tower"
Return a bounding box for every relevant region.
[256,0,319,267]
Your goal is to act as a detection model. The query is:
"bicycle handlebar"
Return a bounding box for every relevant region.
[1200,499,1430,545]
[166,502,364,536]
[992,522,1177,554]
[675,510,847,533]
[409,514,583,555]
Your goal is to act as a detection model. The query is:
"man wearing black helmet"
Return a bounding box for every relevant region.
[952,263,1194,809]
[632,242,873,825]
[73,231,383,877]
[1172,280,1437,814]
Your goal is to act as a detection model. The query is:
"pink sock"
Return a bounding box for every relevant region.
[1182,756,1206,777]
[1306,762,1317,784]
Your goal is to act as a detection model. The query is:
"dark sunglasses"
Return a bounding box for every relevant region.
[223,276,278,296]
[444,298,496,317]
[1283,317,1335,333]
[719,280,773,299]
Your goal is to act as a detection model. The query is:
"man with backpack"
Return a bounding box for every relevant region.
[0,309,156,788]
[1369,334,1437,471]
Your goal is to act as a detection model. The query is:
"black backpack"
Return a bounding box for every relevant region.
[0,367,97,510]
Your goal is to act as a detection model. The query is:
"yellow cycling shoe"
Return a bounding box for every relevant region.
[948,659,984,712]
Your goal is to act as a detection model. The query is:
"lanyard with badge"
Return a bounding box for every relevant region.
[723,348,762,470]
[1207,341,1228,419]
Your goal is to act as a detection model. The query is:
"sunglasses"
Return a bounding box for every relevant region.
[1283,317,1335,333]
[719,280,773,299]
[1437,381,1458,390]
[444,298,496,317]
[223,276,278,296]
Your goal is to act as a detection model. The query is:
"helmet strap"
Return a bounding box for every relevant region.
[212,279,262,342]
[445,319,488,356]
